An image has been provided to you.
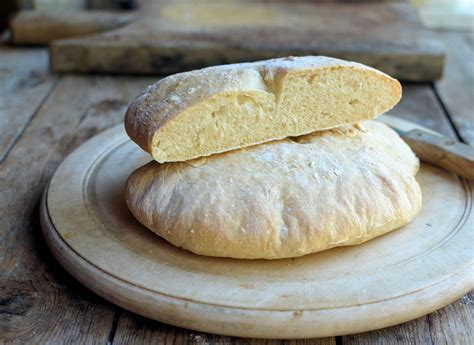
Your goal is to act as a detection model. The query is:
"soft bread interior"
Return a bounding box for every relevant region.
[151,66,400,162]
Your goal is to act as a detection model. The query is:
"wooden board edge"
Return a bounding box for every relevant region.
[49,40,445,81]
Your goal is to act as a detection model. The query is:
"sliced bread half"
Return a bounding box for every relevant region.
[125,56,401,162]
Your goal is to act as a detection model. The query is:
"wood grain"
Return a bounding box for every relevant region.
[0,73,153,343]
[389,84,457,137]
[434,31,474,144]
[0,47,58,162]
[49,2,444,81]
[341,292,474,344]
[341,316,434,344]
[425,292,474,344]
[10,10,136,44]
[113,311,336,345]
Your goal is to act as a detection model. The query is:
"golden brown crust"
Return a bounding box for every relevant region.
[125,121,421,259]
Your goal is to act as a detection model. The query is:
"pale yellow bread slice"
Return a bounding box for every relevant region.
[125,121,421,259]
[125,56,401,163]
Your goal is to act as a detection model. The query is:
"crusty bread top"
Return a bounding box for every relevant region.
[125,56,401,162]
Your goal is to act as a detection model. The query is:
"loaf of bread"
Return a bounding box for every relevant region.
[125,56,401,162]
[125,121,421,259]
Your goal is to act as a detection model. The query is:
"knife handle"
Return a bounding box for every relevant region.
[402,129,474,180]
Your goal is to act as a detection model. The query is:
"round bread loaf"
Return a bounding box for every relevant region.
[125,121,421,259]
[125,56,401,163]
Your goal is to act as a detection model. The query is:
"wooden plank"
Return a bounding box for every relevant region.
[341,292,474,345]
[390,84,457,137]
[426,291,474,344]
[434,31,474,144]
[341,84,473,345]
[10,10,136,44]
[341,317,433,344]
[112,311,336,344]
[0,75,153,343]
[50,2,444,81]
[0,47,58,162]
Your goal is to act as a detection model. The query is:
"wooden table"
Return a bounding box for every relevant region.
[1,31,472,344]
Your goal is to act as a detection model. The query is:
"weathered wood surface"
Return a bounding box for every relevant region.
[0,47,57,162]
[49,2,444,81]
[10,10,136,44]
[342,293,474,344]
[0,73,153,343]
[113,312,335,345]
[434,31,474,144]
[390,84,458,137]
[0,44,471,343]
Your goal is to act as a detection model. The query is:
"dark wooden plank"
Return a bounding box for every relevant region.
[390,83,457,137]
[113,310,336,345]
[0,75,153,343]
[426,292,474,345]
[50,2,444,81]
[10,10,136,44]
[434,31,474,144]
[342,317,433,344]
[341,84,473,345]
[341,292,474,345]
[0,47,58,162]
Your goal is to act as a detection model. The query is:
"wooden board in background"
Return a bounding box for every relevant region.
[10,10,136,44]
[48,2,444,81]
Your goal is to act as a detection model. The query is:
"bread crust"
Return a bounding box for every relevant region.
[125,56,402,162]
[125,121,421,259]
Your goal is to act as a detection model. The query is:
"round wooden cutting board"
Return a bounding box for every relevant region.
[40,116,473,339]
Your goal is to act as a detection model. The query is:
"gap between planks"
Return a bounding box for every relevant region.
[0,78,60,164]
[0,48,59,163]
[107,310,122,345]
[430,83,464,143]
